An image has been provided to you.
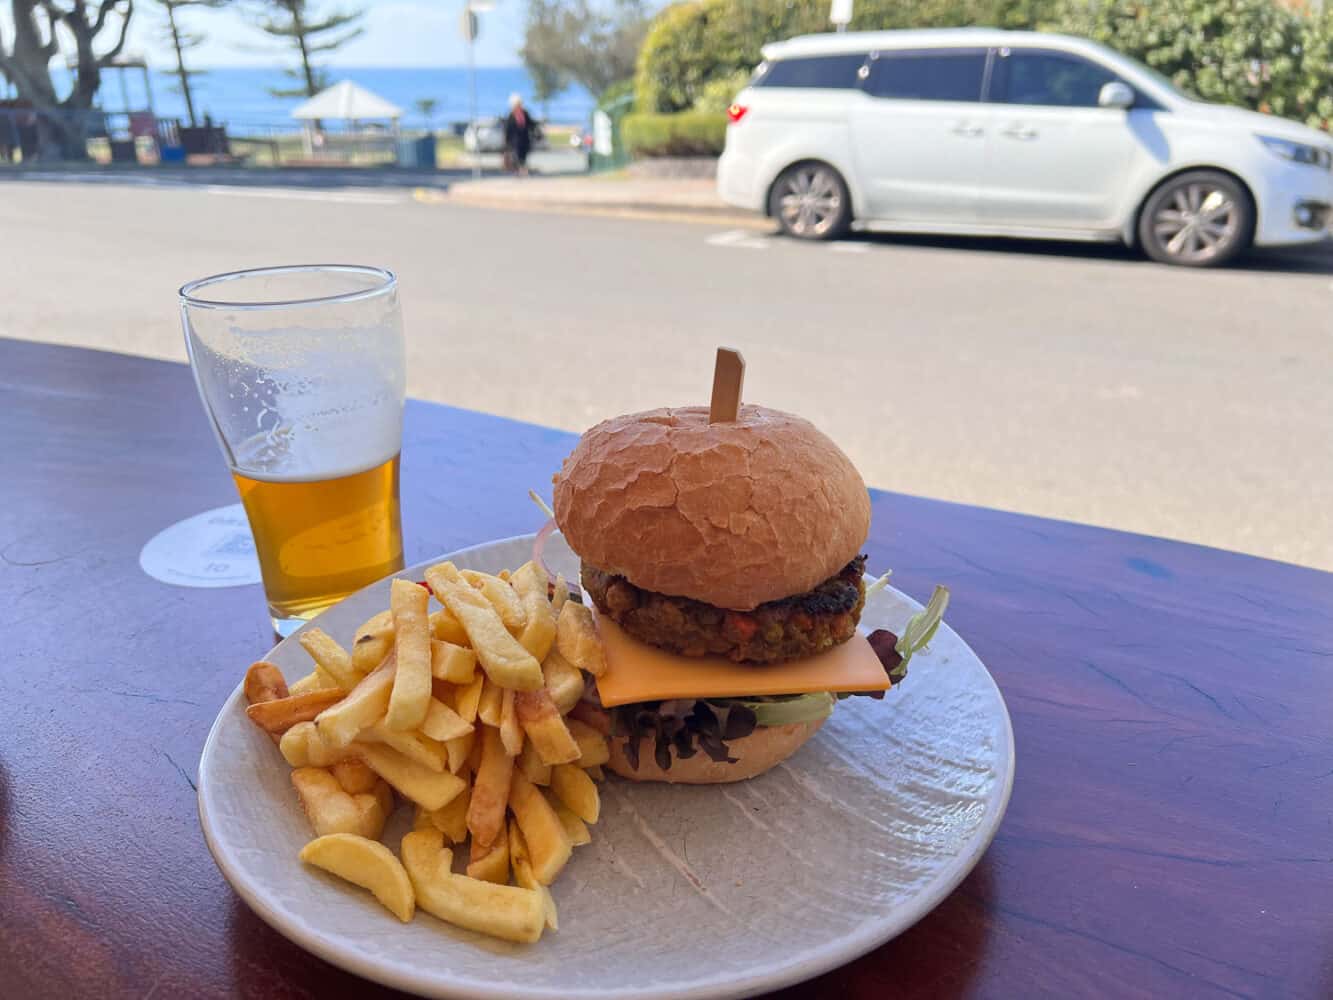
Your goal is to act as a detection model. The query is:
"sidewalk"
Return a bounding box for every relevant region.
[433,172,762,224]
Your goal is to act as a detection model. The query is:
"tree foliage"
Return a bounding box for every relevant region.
[635,0,1333,129]
[0,0,135,156]
[1053,0,1333,127]
[157,0,226,127]
[521,0,651,99]
[252,0,365,99]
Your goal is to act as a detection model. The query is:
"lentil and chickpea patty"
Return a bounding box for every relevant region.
[581,555,867,664]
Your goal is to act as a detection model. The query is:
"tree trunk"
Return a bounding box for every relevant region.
[166,2,197,127]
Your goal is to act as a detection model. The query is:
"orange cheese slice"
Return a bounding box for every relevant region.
[591,609,891,708]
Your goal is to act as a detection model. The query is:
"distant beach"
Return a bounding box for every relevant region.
[48,66,596,131]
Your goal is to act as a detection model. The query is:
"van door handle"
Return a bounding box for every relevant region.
[1000,124,1038,140]
[951,123,984,137]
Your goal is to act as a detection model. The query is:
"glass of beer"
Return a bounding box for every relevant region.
[180,265,406,637]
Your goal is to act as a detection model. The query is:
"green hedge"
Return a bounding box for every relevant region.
[622,111,729,157]
[636,0,1052,113]
[635,0,1333,128]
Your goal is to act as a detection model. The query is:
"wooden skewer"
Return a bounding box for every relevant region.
[709,347,746,424]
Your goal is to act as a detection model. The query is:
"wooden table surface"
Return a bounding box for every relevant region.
[2,337,1331,999]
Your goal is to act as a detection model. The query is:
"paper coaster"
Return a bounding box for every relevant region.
[140,504,262,588]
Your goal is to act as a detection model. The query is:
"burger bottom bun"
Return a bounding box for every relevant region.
[605,719,826,784]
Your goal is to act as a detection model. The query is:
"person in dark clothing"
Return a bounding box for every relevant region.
[504,93,534,175]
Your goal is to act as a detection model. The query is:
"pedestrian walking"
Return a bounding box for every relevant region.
[504,93,534,176]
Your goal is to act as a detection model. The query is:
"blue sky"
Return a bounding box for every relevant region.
[122,0,527,68]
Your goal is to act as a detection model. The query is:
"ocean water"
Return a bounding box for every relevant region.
[47,65,594,131]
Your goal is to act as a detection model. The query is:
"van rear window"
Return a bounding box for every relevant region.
[754,54,868,89]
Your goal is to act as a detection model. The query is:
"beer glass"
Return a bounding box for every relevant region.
[180,265,406,636]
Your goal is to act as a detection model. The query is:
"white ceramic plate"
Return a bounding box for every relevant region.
[198,533,1014,1000]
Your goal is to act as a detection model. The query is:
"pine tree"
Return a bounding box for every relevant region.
[254,0,365,99]
[157,0,225,127]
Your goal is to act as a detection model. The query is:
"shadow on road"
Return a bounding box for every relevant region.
[836,230,1333,275]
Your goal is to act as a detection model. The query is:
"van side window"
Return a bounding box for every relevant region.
[992,49,1120,107]
[755,54,869,89]
[863,48,987,102]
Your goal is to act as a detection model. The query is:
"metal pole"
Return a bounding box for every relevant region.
[466,12,479,180]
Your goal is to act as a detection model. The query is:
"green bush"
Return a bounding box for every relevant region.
[693,70,753,112]
[635,0,1057,113]
[635,0,1332,129]
[622,110,729,156]
[1053,0,1332,127]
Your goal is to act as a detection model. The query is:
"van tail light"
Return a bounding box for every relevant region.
[726,104,749,124]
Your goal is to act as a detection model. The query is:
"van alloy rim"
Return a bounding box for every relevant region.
[779,167,842,237]
[1152,183,1239,262]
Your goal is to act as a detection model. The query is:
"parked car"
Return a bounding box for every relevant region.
[717,29,1333,266]
[463,117,547,155]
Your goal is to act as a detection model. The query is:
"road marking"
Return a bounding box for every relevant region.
[829,242,871,253]
[202,186,404,205]
[705,228,771,250]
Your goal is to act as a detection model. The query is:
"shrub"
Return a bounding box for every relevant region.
[693,70,753,113]
[1051,0,1332,127]
[635,0,1058,113]
[622,110,729,156]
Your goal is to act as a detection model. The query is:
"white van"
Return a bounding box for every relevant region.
[717,29,1333,266]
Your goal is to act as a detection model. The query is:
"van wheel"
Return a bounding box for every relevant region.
[770,163,851,240]
[1137,170,1253,267]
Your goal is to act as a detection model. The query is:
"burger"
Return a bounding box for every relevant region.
[552,404,946,785]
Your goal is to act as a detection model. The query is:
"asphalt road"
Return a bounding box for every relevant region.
[3,178,1330,571]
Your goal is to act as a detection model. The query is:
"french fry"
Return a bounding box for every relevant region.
[246,689,344,735]
[550,574,570,616]
[401,828,454,881]
[467,727,514,847]
[420,698,473,742]
[280,721,352,768]
[353,610,395,674]
[430,640,477,684]
[455,674,484,724]
[289,669,338,696]
[467,821,510,884]
[243,661,288,706]
[446,730,475,775]
[509,770,572,885]
[514,688,581,765]
[541,649,585,715]
[499,688,523,756]
[550,763,600,824]
[291,767,388,840]
[429,607,469,646]
[556,601,606,677]
[426,564,544,691]
[428,784,470,842]
[400,830,545,944]
[386,578,431,731]
[510,562,557,661]
[330,758,379,795]
[357,741,466,811]
[300,833,414,923]
[567,718,611,768]
[298,628,361,691]
[585,764,605,782]
[518,739,551,786]
[546,794,592,847]
[509,820,558,931]
[477,676,504,728]
[360,722,449,772]
[316,656,396,749]
[460,568,527,634]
